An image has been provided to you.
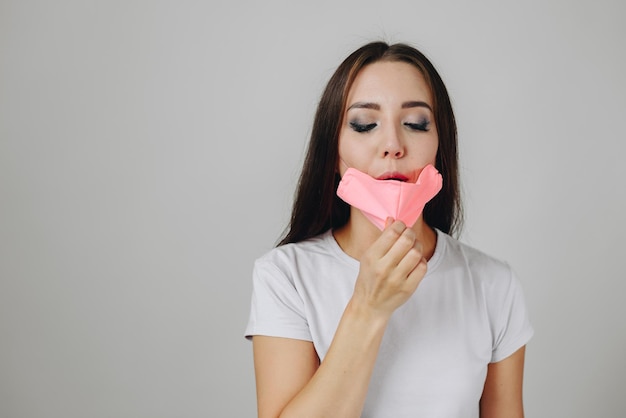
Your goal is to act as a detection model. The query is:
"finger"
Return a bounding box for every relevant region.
[387,238,423,278]
[405,257,428,290]
[367,220,407,258]
[380,226,418,268]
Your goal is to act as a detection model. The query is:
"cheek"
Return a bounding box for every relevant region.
[337,135,347,174]
[338,132,371,169]
[337,133,356,176]
[412,136,439,164]
[429,139,439,163]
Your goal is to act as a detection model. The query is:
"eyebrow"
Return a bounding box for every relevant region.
[347,101,433,112]
[401,101,433,112]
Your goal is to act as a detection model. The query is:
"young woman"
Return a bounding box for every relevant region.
[245,41,533,418]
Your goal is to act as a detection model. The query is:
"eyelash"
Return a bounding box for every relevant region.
[350,121,377,133]
[404,121,430,132]
[349,120,431,133]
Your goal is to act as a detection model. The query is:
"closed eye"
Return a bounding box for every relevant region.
[350,121,378,133]
[404,121,430,132]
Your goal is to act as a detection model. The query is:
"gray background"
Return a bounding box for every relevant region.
[1,0,625,417]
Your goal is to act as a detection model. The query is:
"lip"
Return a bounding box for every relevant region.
[376,171,409,182]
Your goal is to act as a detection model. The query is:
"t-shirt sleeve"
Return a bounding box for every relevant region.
[244,258,312,342]
[490,266,534,363]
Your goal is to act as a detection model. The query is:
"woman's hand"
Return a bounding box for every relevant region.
[351,218,427,318]
[253,218,427,418]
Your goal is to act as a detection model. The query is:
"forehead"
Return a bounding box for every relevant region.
[347,61,433,106]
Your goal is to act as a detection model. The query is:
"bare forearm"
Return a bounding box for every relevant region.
[278,300,389,418]
[258,221,426,418]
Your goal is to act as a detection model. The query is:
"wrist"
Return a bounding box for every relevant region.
[344,298,391,331]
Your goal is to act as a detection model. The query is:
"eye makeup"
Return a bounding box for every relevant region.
[349,121,378,133]
[404,118,431,132]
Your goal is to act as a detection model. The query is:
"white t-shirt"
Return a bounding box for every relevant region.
[245,229,533,417]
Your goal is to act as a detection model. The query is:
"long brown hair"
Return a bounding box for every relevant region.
[279,41,462,245]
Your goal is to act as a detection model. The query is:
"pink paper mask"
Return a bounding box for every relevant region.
[336,164,443,230]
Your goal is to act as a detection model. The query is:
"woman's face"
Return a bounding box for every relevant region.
[338,61,438,183]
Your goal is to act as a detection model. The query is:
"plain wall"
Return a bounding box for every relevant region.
[1,0,625,416]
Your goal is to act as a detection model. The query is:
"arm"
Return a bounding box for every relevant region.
[252,221,427,418]
[479,345,527,418]
[253,303,387,418]
[252,337,319,418]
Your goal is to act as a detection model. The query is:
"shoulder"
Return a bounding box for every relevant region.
[256,230,337,269]
[436,231,533,354]
[433,230,518,296]
[246,234,341,342]
[253,230,352,285]
[436,231,511,275]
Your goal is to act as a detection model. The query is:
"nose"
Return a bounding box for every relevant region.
[382,126,404,159]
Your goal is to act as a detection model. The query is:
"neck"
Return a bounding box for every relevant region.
[333,208,437,261]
